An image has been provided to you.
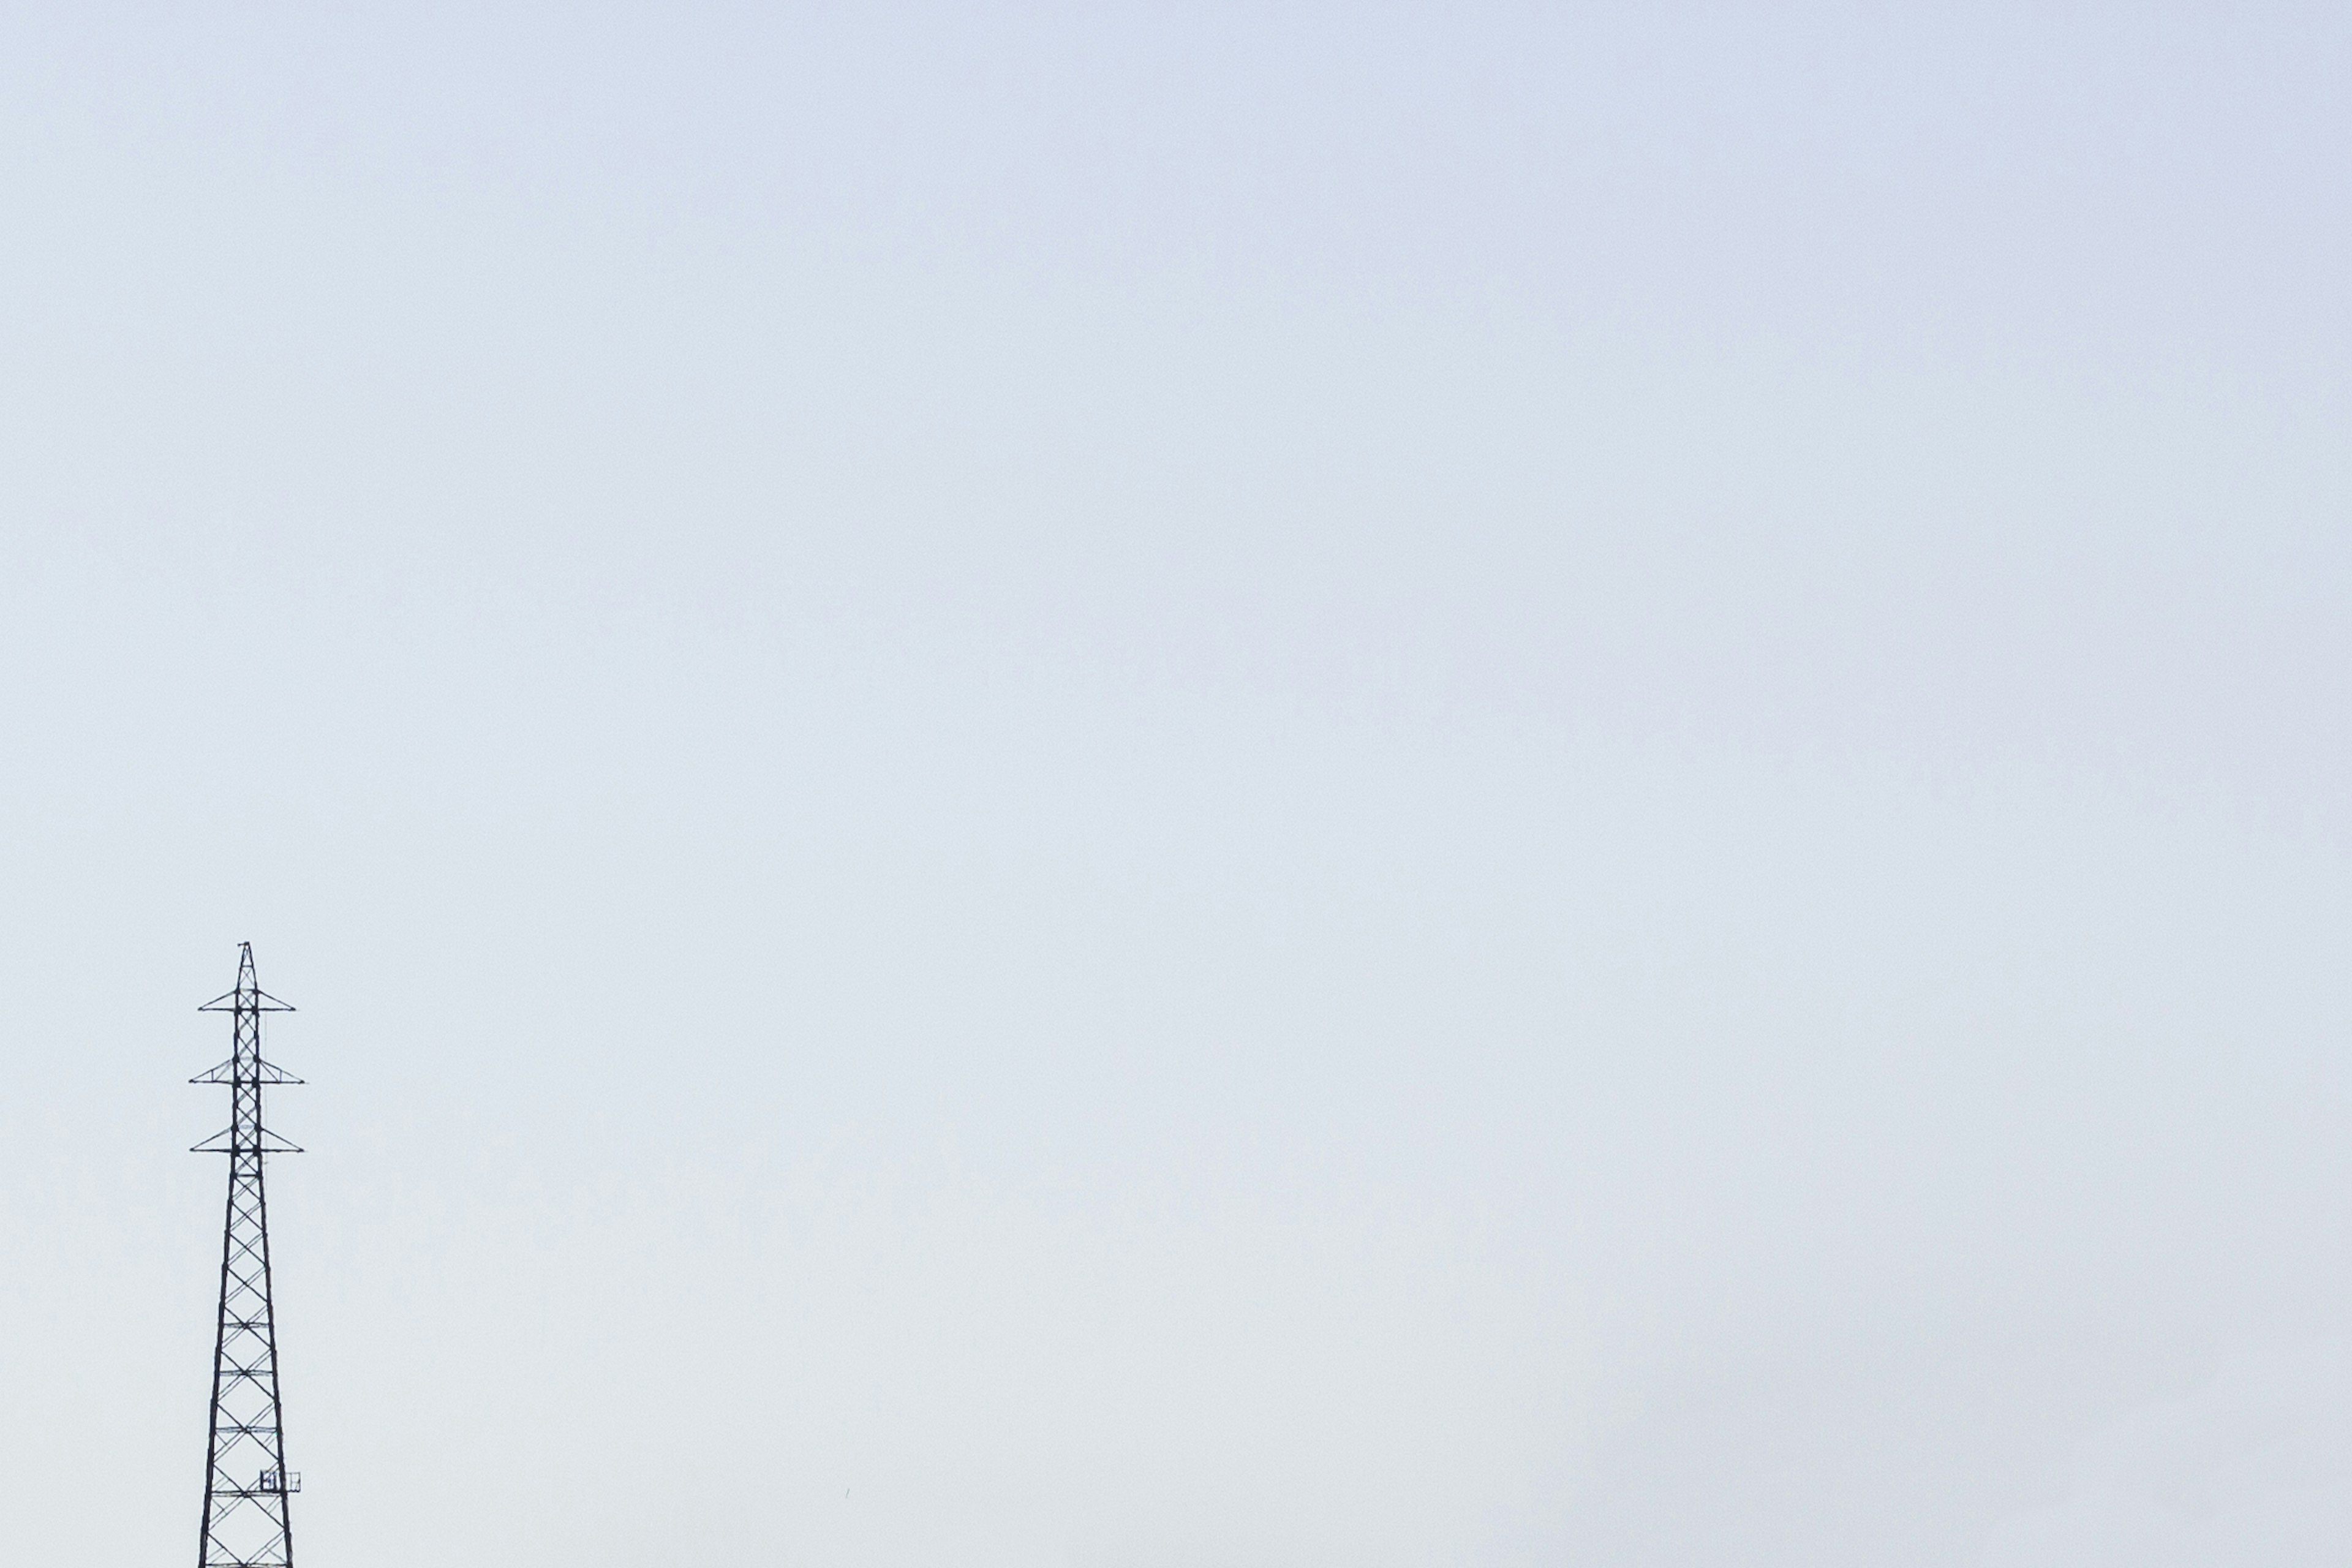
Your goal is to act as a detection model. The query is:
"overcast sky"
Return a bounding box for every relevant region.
[3,5,2351,1565]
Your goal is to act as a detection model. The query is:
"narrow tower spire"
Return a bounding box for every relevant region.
[192,943,305,1568]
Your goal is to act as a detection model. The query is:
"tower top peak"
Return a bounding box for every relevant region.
[199,943,295,1014]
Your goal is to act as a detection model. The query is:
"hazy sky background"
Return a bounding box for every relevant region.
[3,4,2350,1564]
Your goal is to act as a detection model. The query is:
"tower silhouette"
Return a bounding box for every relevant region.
[192,944,305,1568]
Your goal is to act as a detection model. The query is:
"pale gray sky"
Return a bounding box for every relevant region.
[3,5,2350,1565]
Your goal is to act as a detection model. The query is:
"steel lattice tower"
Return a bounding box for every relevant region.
[191,943,305,1568]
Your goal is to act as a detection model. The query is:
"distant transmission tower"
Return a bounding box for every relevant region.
[191,943,306,1568]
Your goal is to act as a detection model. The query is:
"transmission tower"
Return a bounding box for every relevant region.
[191,943,306,1568]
